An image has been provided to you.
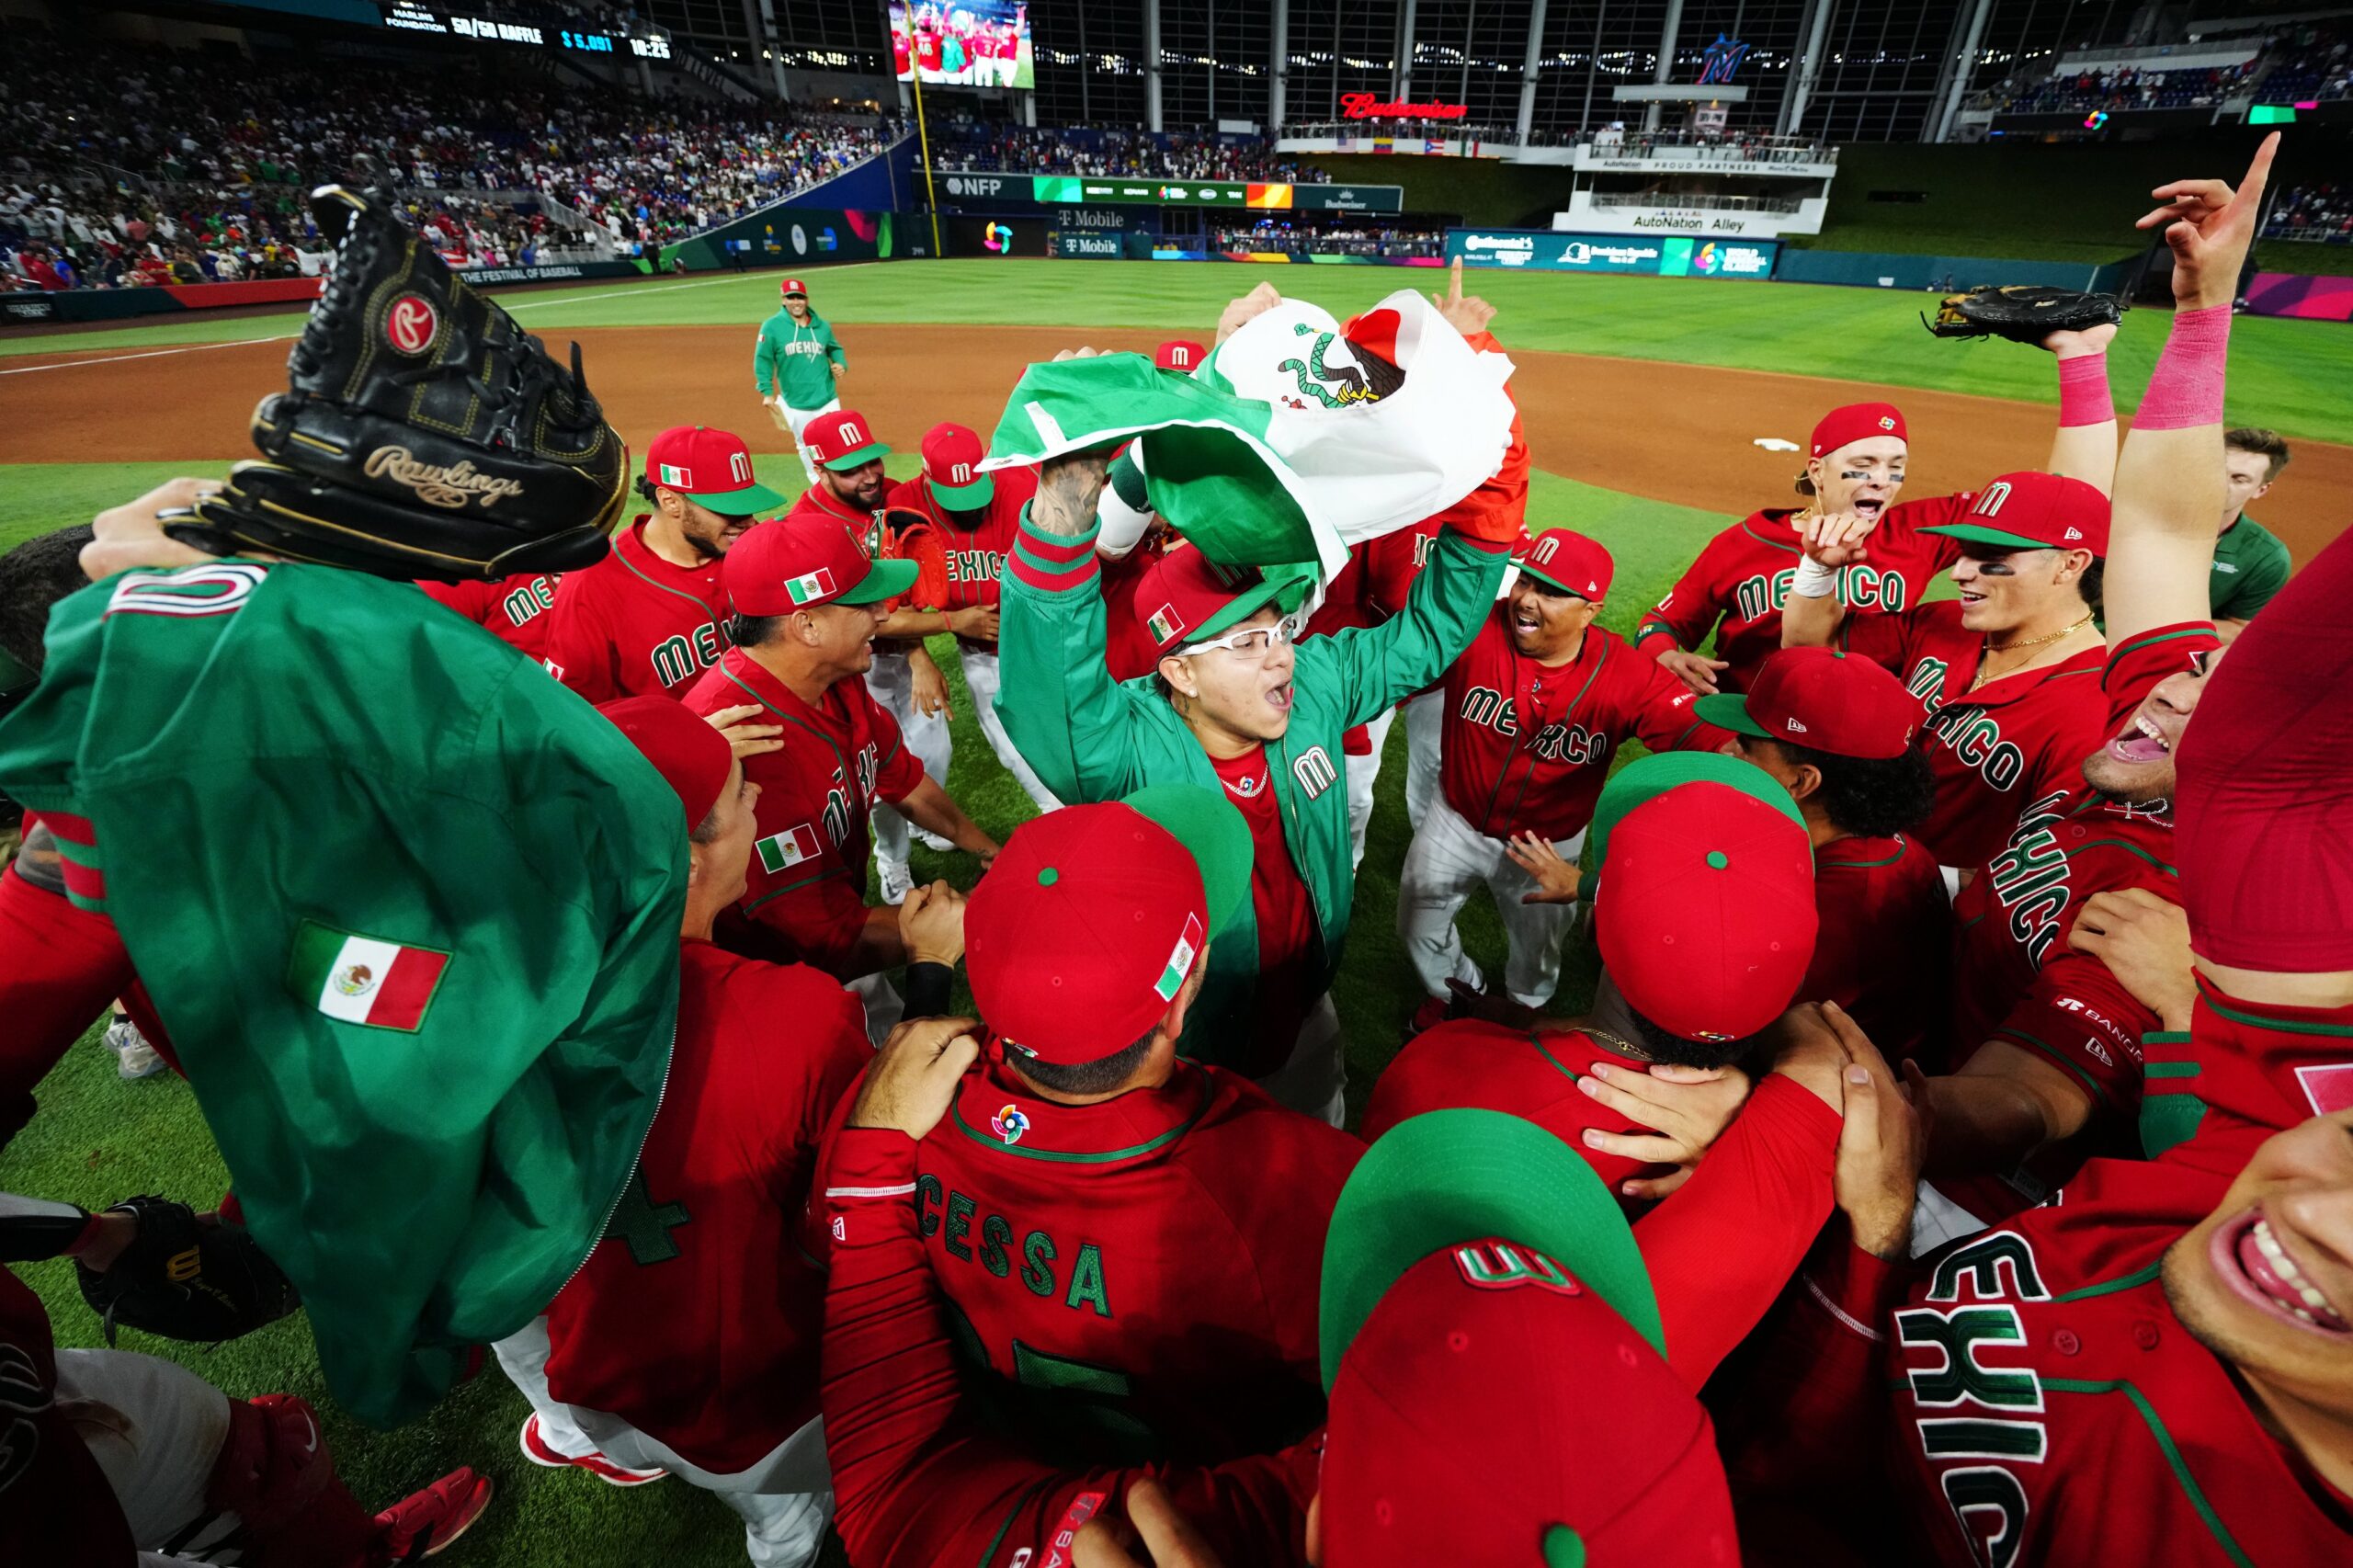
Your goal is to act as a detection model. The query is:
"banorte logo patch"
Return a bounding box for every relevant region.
[385,293,438,357]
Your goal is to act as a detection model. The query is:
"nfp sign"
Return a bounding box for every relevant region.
[1339,92,1468,120]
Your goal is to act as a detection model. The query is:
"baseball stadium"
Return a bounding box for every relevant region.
[3,1,2351,1565]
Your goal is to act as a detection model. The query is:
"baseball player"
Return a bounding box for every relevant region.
[785,409,958,898]
[415,568,560,660]
[1700,645,1951,1063]
[1781,468,2115,869]
[755,278,847,486]
[2211,426,2294,642]
[1397,528,1727,1029]
[683,516,996,984]
[998,428,1518,1123]
[2,1200,489,1564]
[494,699,869,1566]
[883,421,1061,816]
[543,425,785,702]
[1638,329,2118,697]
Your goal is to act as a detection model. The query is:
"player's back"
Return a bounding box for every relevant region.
[912,1051,1358,1465]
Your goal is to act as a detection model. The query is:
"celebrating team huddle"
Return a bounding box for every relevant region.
[1,135,2347,1568]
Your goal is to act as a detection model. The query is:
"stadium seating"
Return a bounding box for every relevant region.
[932,122,1325,184]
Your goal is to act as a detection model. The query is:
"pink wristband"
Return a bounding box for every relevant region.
[2056,352,2115,427]
[2133,304,2232,431]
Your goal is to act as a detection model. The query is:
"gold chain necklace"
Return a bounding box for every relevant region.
[1970,614,2094,692]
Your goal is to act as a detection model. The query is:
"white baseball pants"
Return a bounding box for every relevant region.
[494,1318,833,1568]
[1402,687,1442,831]
[958,645,1061,813]
[53,1347,234,1558]
[778,397,839,486]
[864,648,954,876]
[1343,706,1395,871]
[1396,795,1586,1009]
[1254,993,1347,1128]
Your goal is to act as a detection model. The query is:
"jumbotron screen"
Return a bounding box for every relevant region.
[890,1,1034,91]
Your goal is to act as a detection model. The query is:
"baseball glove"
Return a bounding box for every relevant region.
[1923,284,2124,343]
[169,185,629,582]
[75,1195,301,1346]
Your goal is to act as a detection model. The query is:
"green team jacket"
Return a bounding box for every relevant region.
[754,307,847,410]
[0,562,684,1427]
[999,510,1508,1070]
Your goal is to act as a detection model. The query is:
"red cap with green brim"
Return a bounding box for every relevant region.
[1697,646,1920,760]
[724,517,915,615]
[644,426,787,514]
[802,409,891,472]
[1921,470,2109,556]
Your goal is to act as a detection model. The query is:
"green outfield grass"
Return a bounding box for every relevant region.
[7,261,2349,442]
[0,458,1724,1566]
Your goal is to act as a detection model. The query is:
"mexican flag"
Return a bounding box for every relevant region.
[289,920,449,1031]
[756,823,820,873]
[784,567,836,607]
[1154,912,1205,1002]
[986,289,1515,574]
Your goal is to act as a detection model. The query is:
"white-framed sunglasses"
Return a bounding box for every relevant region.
[1180,613,1301,659]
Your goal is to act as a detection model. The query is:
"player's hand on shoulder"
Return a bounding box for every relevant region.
[1576,1055,1754,1200]
[1655,647,1730,696]
[1814,1002,1932,1260]
[1073,1478,1228,1568]
[85,476,228,580]
[898,880,968,968]
[849,1015,981,1139]
[2068,887,2195,1032]
[703,701,785,759]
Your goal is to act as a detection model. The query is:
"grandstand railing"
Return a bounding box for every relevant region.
[1588,192,1803,214]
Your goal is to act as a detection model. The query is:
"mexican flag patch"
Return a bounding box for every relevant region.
[657,462,691,488]
[756,824,821,873]
[785,568,837,607]
[1154,913,1204,1001]
[1145,604,1184,644]
[288,919,449,1031]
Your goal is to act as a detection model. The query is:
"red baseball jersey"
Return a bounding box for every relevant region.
[542,519,729,702]
[1437,608,1728,841]
[415,571,560,661]
[1362,1020,1677,1201]
[787,481,884,556]
[1637,497,1972,691]
[544,940,866,1474]
[0,1267,138,1565]
[1361,518,1447,623]
[877,1050,1360,1464]
[884,464,1038,617]
[1836,598,2108,869]
[683,648,923,975]
[1782,1157,2353,1568]
[1804,832,1954,1064]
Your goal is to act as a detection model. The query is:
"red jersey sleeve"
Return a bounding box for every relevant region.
[820,1131,1316,1568]
[1635,532,1728,653]
[1626,653,1732,756]
[869,698,925,803]
[1423,392,1529,548]
[1891,491,1973,574]
[2102,622,2220,732]
[1973,949,2153,1117]
[1835,598,1920,675]
[543,576,620,701]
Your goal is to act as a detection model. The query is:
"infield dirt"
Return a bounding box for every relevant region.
[6,323,2345,565]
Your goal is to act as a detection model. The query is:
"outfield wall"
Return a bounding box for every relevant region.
[0,262,644,325]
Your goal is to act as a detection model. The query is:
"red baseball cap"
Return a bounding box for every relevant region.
[966,787,1253,1065]
[1921,470,2109,556]
[1131,544,1313,657]
[597,697,734,828]
[724,516,915,615]
[1596,780,1818,1043]
[1154,339,1207,372]
[919,421,995,507]
[1515,528,1613,600]
[1810,402,1907,459]
[802,409,891,472]
[780,278,808,298]
[1318,1109,1736,1567]
[644,426,786,514]
[1699,646,1920,760]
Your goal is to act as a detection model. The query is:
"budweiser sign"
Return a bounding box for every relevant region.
[1338,93,1468,120]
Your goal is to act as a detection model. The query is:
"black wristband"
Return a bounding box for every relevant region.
[902,960,957,1021]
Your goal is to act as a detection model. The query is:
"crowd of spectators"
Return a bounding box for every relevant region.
[934,121,1327,183]
[2250,22,2353,105]
[1989,60,2260,116]
[0,31,894,291]
[1210,220,1444,259]
[2263,182,2352,245]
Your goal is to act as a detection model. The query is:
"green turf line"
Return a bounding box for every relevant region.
[9,261,2348,442]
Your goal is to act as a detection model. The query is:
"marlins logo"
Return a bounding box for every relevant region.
[990,1104,1031,1145]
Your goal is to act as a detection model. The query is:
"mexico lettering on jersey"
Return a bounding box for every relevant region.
[541,519,730,703]
[884,465,1039,617]
[416,572,560,660]
[1638,496,1972,691]
[1438,606,1723,841]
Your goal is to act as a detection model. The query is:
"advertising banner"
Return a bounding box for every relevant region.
[1448,229,1779,279]
[1293,185,1405,213]
[2242,270,2353,322]
[662,208,895,272]
[1050,230,1126,258]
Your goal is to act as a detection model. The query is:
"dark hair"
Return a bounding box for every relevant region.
[2075,557,2104,619]
[2224,426,2290,483]
[725,611,788,648]
[1777,737,1936,839]
[1623,1002,1768,1072]
[688,801,725,846]
[1793,471,1817,499]
[634,474,664,507]
[0,525,96,677]
[1012,1028,1157,1096]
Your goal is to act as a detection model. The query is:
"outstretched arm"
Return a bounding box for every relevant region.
[1779,513,1873,648]
[2104,133,2278,648]
[2042,327,2120,497]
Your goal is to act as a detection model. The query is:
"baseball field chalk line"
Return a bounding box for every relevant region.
[0,264,882,376]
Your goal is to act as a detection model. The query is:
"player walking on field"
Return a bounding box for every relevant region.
[756,278,846,486]
[1395,528,1727,1028]
[1638,330,2116,697]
